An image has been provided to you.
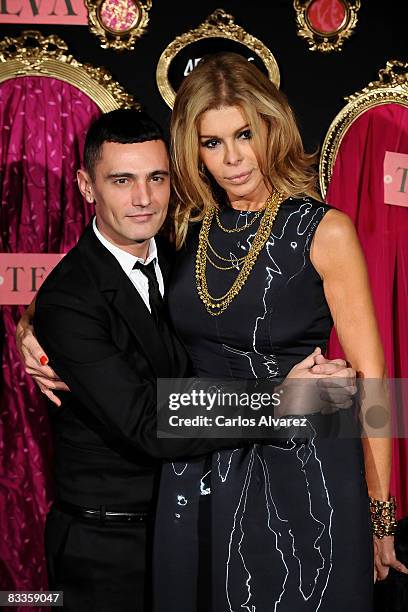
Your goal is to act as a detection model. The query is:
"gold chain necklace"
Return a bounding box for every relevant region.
[206,252,242,271]
[215,206,264,233]
[196,190,284,315]
[206,237,247,265]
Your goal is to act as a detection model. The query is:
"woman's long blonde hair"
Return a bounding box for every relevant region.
[170,52,320,249]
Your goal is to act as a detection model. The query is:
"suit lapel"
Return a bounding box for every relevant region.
[155,235,175,287]
[76,220,172,377]
[111,274,171,377]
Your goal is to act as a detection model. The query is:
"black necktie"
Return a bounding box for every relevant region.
[133,260,179,373]
[133,260,164,323]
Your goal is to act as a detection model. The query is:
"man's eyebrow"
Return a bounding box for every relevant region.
[199,124,250,139]
[106,170,170,179]
[106,172,136,179]
[149,169,170,177]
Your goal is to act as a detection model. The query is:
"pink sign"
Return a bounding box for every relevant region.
[384,151,408,208]
[0,0,88,25]
[0,253,65,305]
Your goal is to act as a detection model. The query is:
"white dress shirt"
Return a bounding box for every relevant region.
[92,217,164,313]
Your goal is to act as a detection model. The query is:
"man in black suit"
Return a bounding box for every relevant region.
[17,110,355,611]
[26,110,248,611]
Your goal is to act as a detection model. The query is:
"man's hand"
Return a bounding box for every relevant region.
[16,310,69,407]
[279,347,357,415]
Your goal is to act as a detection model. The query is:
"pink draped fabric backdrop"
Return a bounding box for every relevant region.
[326,103,408,518]
[2,79,406,599]
[0,76,101,598]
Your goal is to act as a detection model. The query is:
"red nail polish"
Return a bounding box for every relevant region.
[40,355,48,366]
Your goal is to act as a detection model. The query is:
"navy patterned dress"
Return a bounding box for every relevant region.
[153,197,373,612]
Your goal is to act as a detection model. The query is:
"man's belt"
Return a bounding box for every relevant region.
[54,500,149,523]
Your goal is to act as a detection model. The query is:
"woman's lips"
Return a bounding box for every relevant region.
[225,170,252,185]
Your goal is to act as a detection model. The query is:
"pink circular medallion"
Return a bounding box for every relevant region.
[99,0,139,33]
[306,0,347,34]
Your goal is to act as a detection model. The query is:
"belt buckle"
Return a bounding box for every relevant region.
[106,511,139,522]
[80,505,147,522]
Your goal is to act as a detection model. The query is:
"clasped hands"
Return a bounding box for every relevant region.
[16,308,355,414]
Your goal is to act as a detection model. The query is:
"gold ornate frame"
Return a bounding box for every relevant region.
[319,60,408,197]
[0,31,138,110]
[156,9,280,109]
[85,0,151,52]
[294,0,360,52]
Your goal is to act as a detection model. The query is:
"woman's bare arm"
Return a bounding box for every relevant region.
[16,297,69,406]
[311,208,407,580]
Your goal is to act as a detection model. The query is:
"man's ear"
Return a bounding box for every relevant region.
[77,169,94,203]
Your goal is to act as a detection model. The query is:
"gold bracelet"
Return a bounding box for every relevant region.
[369,496,397,538]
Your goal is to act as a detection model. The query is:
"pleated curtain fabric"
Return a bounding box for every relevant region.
[0,76,101,592]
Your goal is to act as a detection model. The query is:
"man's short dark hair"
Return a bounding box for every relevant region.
[84,109,165,180]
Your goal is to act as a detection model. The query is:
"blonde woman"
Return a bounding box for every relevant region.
[152,53,405,611]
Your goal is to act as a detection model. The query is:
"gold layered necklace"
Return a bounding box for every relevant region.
[206,239,246,270]
[196,190,284,316]
[215,206,264,233]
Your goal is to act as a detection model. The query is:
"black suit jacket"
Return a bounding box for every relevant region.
[34,221,243,510]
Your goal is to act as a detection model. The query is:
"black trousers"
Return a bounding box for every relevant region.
[45,505,151,612]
